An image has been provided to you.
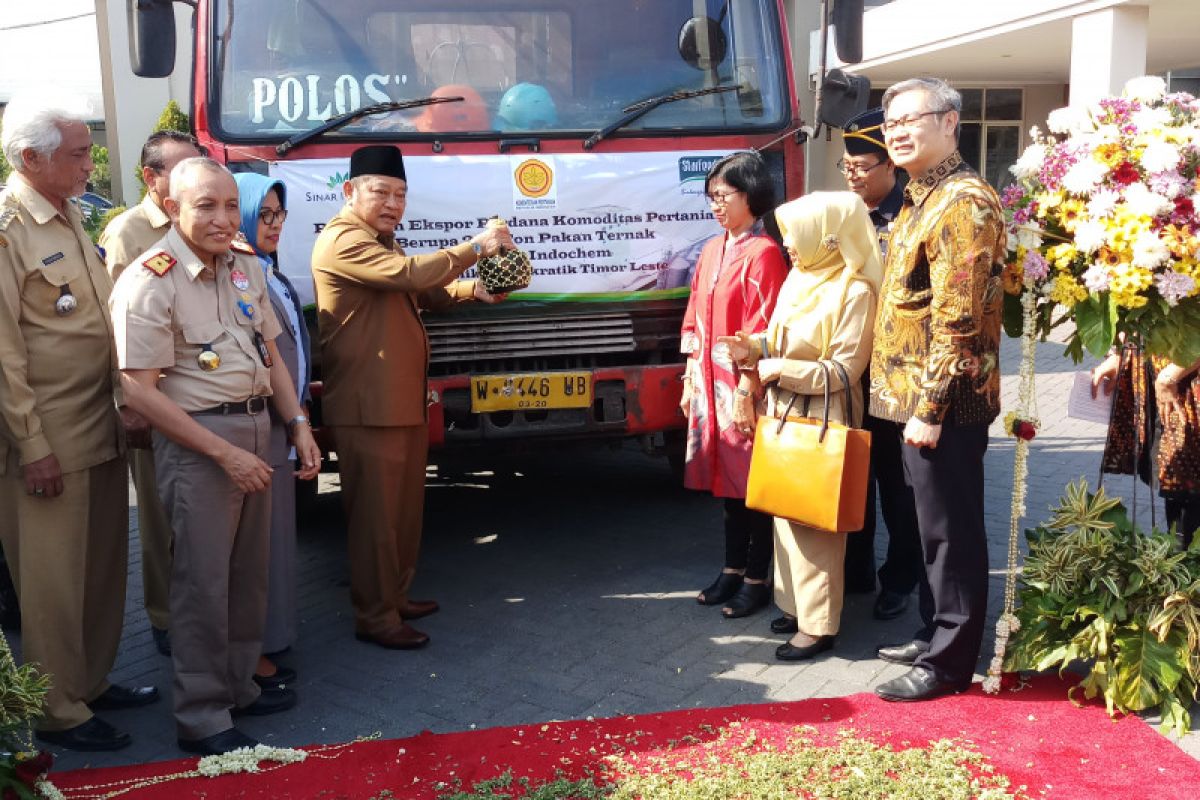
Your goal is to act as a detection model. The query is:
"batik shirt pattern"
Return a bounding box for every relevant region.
[869,152,1006,426]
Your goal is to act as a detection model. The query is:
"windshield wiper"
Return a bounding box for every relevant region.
[582,85,740,151]
[276,96,464,156]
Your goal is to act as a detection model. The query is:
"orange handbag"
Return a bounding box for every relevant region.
[745,361,872,532]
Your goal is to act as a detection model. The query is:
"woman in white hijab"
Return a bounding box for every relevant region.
[720,191,882,660]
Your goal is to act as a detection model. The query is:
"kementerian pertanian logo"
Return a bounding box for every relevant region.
[513,158,553,198]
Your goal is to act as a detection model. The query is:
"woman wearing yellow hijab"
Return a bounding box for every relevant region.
[720,191,881,660]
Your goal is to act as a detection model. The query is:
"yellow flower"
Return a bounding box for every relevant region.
[1161,224,1197,260]
[1046,242,1079,271]
[1036,191,1064,218]
[1055,199,1087,233]
[1093,143,1127,168]
[1048,274,1088,305]
[1097,246,1125,269]
[1108,262,1154,308]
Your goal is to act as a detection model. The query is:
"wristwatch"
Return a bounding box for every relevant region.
[472,241,483,256]
[286,414,310,431]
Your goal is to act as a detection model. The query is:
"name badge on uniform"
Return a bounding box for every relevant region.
[230,269,250,291]
[253,331,273,368]
[55,285,77,316]
[198,344,220,371]
[42,252,65,266]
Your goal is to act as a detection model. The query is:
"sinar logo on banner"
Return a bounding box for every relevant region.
[272,151,731,306]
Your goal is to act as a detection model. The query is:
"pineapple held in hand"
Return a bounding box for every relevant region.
[476,217,532,295]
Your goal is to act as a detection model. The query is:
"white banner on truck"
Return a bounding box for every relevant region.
[269,150,731,307]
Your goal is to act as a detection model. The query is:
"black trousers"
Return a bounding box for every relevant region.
[843,415,925,595]
[1165,495,1200,549]
[723,497,773,581]
[901,423,990,685]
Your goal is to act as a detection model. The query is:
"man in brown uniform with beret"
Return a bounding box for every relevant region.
[312,145,510,649]
[112,157,320,755]
[0,91,157,752]
[99,130,205,657]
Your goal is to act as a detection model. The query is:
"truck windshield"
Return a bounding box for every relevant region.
[212,0,788,139]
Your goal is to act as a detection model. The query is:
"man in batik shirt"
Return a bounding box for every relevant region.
[868,78,1005,702]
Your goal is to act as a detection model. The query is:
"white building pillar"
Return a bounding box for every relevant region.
[1068,6,1148,106]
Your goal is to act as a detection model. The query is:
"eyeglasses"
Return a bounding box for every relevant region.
[836,158,887,177]
[258,209,288,225]
[706,189,743,206]
[880,109,949,135]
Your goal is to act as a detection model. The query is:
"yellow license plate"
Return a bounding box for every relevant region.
[470,372,592,412]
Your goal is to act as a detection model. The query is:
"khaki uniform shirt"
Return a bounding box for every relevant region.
[869,152,1005,426]
[99,194,171,281]
[0,173,122,473]
[312,207,477,427]
[110,227,281,412]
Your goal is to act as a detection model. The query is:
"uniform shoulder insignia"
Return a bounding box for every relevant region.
[143,251,177,277]
[0,202,18,232]
[229,238,256,255]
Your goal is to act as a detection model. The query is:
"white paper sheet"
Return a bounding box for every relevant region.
[1067,370,1116,424]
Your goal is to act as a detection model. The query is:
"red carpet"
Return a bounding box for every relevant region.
[53,676,1200,799]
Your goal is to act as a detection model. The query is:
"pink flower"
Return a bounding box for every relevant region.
[1155,270,1196,306]
[1023,249,1050,281]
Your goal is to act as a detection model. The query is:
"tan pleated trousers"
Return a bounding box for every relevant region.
[772,517,847,637]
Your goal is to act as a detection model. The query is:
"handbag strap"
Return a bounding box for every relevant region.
[829,360,857,428]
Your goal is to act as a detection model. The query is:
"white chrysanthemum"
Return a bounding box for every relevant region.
[1047,105,1094,135]
[1073,219,1108,254]
[1010,143,1046,180]
[1124,75,1167,103]
[1087,188,1121,219]
[1061,157,1108,194]
[1124,182,1174,218]
[1082,262,1111,292]
[1131,232,1170,269]
[1015,225,1044,251]
[1141,140,1181,174]
[1131,105,1172,134]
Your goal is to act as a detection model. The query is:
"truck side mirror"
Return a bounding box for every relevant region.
[832,0,864,65]
[128,0,177,78]
[677,16,728,71]
[818,68,870,129]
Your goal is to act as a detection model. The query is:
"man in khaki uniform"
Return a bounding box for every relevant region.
[0,92,158,752]
[99,130,205,656]
[112,157,320,755]
[312,145,510,649]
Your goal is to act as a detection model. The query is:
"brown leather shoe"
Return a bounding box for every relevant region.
[355,624,430,650]
[399,599,439,620]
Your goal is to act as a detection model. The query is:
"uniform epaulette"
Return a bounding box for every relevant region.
[0,199,18,232]
[143,251,177,277]
[230,238,256,256]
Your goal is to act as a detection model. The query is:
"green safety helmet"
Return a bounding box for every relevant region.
[497,83,558,130]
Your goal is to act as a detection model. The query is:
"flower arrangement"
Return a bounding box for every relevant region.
[1001,76,1200,365]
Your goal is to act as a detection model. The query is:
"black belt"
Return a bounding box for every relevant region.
[192,396,268,416]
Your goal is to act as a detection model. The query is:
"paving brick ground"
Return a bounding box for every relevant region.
[24,334,1198,774]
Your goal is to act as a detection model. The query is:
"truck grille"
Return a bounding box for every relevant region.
[426,312,635,363]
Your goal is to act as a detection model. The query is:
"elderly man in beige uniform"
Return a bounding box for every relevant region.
[0,91,158,752]
[99,130,205,657]
[313,145,510,650]
[112,157,320,755]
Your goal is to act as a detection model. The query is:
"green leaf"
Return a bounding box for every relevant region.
[1002,292,1025,339]
[1074,293,1117,359]
[1110,625,1186,712]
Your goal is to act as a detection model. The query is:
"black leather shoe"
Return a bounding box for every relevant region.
[873,590,911,620]
[697,572,743,606]
[770,615,798,634]
[253,666,297,691]
[233,686,297,717]
[89,684,160,710]
[178,727,259,755]
[36,717,131,752]
[775,634,835,661]
[722,581,770,618]
[151,626,171,656]
[875,667,971,702]
[876,640,929,665]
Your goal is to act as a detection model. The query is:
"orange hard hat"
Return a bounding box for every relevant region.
[415,85,490,132]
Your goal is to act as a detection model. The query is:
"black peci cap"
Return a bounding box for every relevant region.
[349,145,406,181]
[842,107,887,157]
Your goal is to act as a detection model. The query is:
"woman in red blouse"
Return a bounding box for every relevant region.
[680,152,788,618]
